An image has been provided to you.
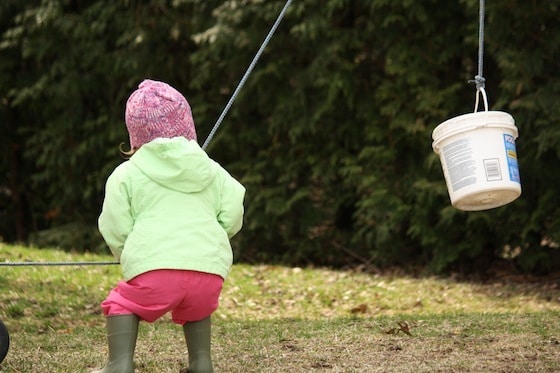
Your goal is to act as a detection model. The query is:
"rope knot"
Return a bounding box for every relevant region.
[469,75,486,89]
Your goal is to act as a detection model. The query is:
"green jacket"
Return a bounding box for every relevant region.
[98,137,245,281]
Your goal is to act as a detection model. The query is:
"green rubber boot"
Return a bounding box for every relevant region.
[183,316,213,373]
[92,314,139,373]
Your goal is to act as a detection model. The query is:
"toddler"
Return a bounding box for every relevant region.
[93,79,245,373]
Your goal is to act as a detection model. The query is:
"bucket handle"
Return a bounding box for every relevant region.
[473,86,489,113]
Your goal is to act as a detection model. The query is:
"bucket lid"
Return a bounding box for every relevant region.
[432,111,517,152]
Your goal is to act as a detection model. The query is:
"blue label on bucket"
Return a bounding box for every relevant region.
[504,134,520,183]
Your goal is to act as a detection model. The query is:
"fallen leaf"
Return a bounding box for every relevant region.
[350,304,368,314]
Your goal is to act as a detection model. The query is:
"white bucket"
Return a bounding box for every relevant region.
[432,111,521,211]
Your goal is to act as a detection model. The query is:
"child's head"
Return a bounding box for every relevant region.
[125,79,196,150]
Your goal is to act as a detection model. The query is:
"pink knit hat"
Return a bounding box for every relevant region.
[125,79,196,148]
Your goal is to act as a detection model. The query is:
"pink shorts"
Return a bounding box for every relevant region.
[101,269,223,324]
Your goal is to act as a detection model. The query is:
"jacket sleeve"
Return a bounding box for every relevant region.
[98,169,134,261]
[217,169,246,239]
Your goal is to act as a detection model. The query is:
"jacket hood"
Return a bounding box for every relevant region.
[130,137,217,193]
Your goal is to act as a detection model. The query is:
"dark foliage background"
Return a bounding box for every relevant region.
[1,0,559,275]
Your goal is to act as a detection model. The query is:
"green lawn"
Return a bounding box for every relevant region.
[0,244,559,372]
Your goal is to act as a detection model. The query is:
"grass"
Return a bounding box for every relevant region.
[0,243,559,372]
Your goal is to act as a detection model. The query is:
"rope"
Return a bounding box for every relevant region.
[1,1,294,268]
[469,0,487,112]
[475,0,485,89]
[0,261,119,267]
[201,0,293,150]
